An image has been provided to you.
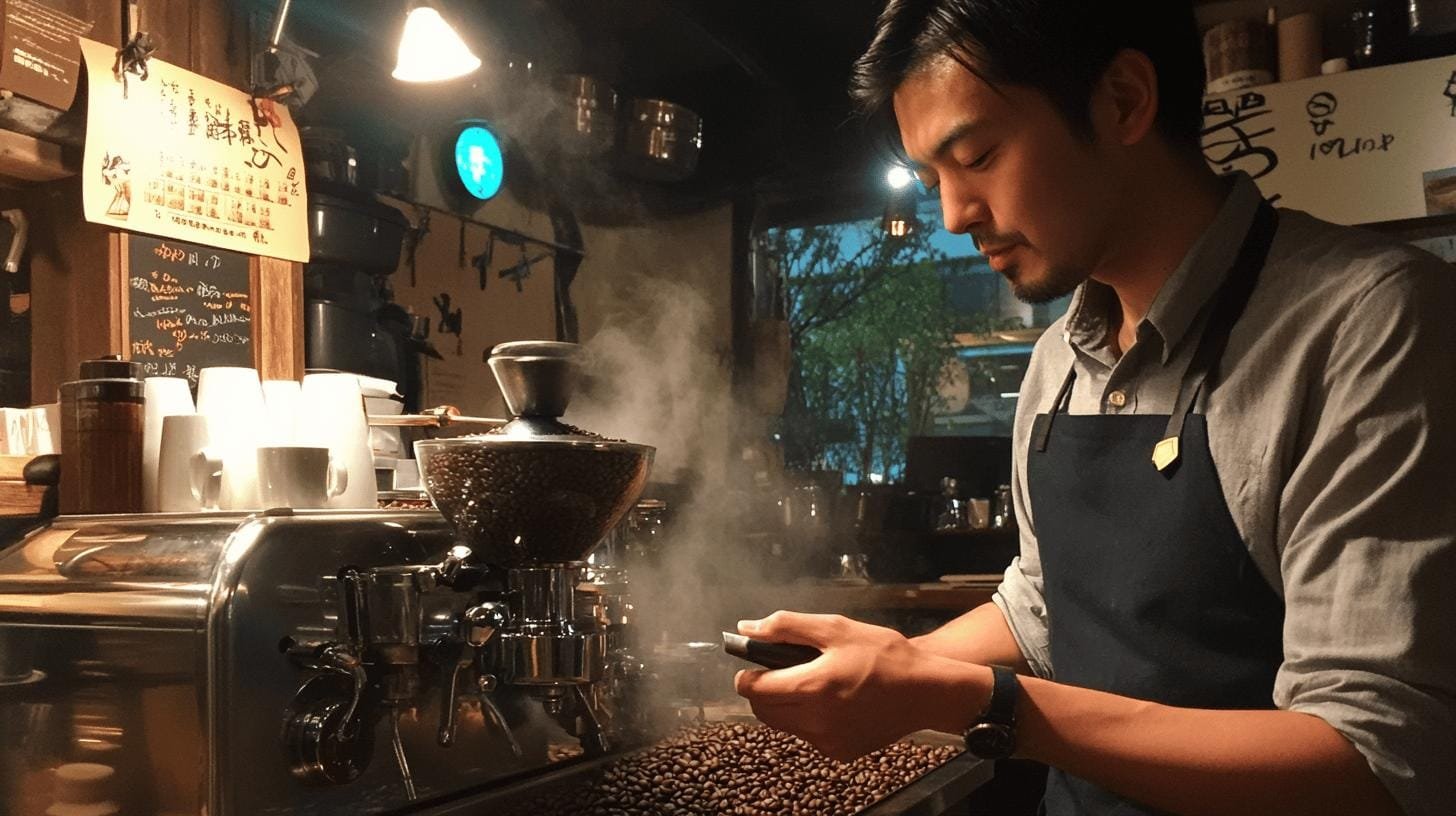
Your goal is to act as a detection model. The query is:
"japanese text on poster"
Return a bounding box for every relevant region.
[79,36,309,262]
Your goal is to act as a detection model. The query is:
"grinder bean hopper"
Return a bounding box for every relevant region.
[414,341,654,724]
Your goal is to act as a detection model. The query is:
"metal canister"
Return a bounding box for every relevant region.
[992,484,1015,529]
[58,360,145,515]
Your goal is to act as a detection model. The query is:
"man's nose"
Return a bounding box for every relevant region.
[939,179,990,235]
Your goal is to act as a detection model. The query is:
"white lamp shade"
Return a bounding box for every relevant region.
[392,5,481,83]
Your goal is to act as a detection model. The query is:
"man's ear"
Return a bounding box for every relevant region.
[1090,49,1160,148]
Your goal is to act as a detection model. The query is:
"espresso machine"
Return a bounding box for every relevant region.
[0,342,656,815]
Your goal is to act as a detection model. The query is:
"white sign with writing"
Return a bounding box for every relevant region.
[1203,54,1456,225]
[78,36,309,262]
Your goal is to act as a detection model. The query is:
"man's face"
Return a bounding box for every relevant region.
[894,56,1123,303]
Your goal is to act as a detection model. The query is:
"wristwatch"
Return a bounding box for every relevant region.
[962,665,1018,759]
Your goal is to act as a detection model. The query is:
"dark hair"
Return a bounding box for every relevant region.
[850,0,1204,157]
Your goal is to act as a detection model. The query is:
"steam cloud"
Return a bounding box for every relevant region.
[568,276,775,704]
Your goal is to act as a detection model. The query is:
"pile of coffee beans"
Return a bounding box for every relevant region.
[508,721,962,815]
[416,439,649,565]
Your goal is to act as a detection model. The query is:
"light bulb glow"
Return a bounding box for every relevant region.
[886,165,915,189]
[392,6,481,83]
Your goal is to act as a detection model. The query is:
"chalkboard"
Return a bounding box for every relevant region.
[127,234,253,385]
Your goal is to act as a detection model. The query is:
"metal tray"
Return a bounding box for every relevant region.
[409,727,989,816]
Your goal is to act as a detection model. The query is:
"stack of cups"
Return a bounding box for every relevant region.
[296,372,376,509]
[142,377,196,512]
[194,367,268,510]
[148,368,378,512]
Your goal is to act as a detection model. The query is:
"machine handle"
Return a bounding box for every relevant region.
[315,642,367,741]
[438,655,469,748]
[435,545,474,588]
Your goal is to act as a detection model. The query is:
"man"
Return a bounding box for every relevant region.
[733,2,1456,815]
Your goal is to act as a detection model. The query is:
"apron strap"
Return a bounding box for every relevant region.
[1153,200,1280,473]
[1034,365,1078,453]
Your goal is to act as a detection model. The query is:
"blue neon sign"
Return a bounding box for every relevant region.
[452,124,504,200]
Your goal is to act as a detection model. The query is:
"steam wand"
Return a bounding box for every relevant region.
[390,708,417,801]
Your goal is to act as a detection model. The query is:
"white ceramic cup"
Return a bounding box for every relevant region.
[364,396,404,456]
[299,373,377,509]
[158,414,220,512]
[0,407,29,455]
[142,377,196,512]
[196,367,266,509]
[29,404,57,455]
[261,380,303,446]
[256,446,348,509]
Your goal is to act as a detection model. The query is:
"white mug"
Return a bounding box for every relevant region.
[196,367,266,509]
[29,404,57,455]
[256,446,348,509]
[158,414,219,512]
[261,380,302,446]
[298,373,377,509]
[143,377,196,512]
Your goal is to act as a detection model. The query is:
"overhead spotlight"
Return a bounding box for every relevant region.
[392,1,482,83]
[886,165,915,190]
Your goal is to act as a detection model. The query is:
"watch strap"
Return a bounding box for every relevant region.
[981,664,1018,727]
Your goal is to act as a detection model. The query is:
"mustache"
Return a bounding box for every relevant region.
[971,230,1025,252]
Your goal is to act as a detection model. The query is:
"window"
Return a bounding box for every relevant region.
[753,192,1069,485]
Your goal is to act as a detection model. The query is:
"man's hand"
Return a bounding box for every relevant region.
[732,610,990,762]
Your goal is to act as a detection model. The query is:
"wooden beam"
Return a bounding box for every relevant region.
[0,128,74,183]
[256,255,303,380]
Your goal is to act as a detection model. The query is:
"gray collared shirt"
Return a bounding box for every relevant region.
[992,173,1456,815]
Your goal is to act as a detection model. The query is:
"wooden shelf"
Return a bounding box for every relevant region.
[0,127,74,185]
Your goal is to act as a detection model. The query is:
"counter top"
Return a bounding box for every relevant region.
[730,578,1001,614]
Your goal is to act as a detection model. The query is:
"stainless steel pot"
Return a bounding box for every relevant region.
[558,74,618,157]
[621,99,702,182]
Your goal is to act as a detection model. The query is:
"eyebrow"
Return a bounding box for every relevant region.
[907,119,987,171]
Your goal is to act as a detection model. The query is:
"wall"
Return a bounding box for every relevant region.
[1203,54,1456,224]
[0,0,253,404]
[392,132,735,417]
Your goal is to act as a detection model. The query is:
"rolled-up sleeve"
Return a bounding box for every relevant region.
[1274,259,1456,816]
[995,329,1061,680]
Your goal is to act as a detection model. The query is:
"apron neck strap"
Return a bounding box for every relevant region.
[1032,199,1281,465]
[1154,199,1280,473]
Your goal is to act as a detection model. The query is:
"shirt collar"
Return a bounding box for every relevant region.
[1062,173,1265,365]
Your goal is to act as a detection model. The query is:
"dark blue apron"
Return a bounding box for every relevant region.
[1028,202,1285,816]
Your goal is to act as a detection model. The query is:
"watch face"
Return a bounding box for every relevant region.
[965,724,1015,759]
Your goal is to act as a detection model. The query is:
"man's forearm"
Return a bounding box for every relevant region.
[911,601,1031,673]
[917,661,1401,816]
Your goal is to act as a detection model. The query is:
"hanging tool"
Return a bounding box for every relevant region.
[472,232,495,291]
[114,0,156,97]
[405,207,432,288]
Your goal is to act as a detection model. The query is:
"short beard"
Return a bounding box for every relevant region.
[1005,263,1086,304]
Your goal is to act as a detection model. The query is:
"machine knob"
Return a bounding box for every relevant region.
[463,602,509,647]
[284,673,374,785]
[435,545,473,587]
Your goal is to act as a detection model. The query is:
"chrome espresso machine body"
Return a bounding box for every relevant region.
[0,342,655,815]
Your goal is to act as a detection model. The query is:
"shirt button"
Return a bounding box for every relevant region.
[1107,390,1127,408]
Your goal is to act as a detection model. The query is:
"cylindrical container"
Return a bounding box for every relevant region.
[298,372,377,509]
[261,379,302,446]
[559,74,618,157]
[59,378,145,514]
[78,357,141,380]
[142,377,195,512]
[992,484,1015,529]
[1350,1,1411,67]
[621,99,703,182]
[1204,18,1275,94]
[1278,12,1324,81]
[196,367,267,510]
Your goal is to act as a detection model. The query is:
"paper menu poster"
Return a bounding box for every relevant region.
[78,36,309,262]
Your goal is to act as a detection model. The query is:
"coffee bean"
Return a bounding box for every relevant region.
[503,722,962,815]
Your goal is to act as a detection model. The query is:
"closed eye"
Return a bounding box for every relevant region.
[965,147,995,170]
